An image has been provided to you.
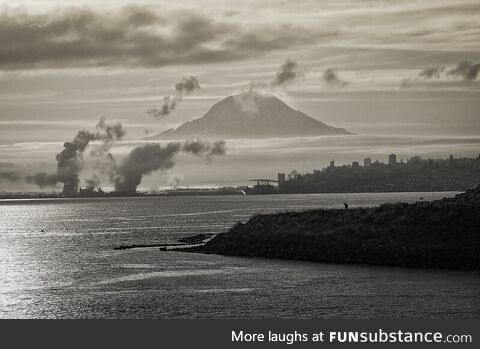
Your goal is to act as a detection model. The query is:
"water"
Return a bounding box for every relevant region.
[1,192,479,319]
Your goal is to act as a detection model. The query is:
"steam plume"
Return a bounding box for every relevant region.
[147,96,177,119]
[85,174,101,191]
[448,60,480,81]
[148,76,201,120]
[55,130,98,190]
[415,61,480,82]
[272,59,299,86]
[113,139,225,192]
[322,68,348,86]
[94,116,125,155]
[168,175,183,189]
[419,66,444,79]
[28,118,125,191]
[175,76,200,94]
[183,139,226,158]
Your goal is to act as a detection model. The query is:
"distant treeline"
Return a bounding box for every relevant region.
[280,155,480,193]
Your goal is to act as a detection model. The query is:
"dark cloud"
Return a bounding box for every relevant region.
[0,6,321,70]
[183,139,226,158]
[147,97,178,120]
[419,66,444,79]
[55,129,98,190]
[322,68,349,86]
[93,116,125,155]
[416,61,480,81]
[148,76,201,120]
[448,60,480,81]
[272,59,299,86]
[175,76,201,94]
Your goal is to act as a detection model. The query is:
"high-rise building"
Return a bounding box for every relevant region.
[329,160,335,168]
[364,157,372,167]
[277,173,286,187]
[388,154,397,166]
[352,161,359,169]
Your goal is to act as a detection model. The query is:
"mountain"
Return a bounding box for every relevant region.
[147,92,351,139]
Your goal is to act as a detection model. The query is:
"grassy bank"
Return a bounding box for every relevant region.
[183,188,480,270]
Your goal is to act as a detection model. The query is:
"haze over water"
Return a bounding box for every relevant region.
[1,192,479,319]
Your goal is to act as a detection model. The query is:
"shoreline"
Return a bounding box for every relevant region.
[0,190,461,204]
[176,187,480,271]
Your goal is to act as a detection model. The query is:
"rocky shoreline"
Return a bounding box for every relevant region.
[179,186,480,270]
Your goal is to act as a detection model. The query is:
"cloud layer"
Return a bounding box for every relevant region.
[0,5,319,70]
[418,61,480,81]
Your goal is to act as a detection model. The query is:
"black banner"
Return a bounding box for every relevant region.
[1,320,477,348]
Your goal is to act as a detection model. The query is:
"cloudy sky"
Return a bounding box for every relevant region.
[1,0,480,190]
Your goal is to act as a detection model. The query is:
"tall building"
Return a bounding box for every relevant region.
[329,160,335,168]
[388,154,397,166]
[363,157,372,167]
[352,161,359,169]
[277,173,286,188]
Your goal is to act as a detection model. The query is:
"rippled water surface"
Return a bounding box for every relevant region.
[1,192,479,319]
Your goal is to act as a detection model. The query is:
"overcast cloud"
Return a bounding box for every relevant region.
[0,5,321,70]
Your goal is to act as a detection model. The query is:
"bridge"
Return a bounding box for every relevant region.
[249,179,278,186]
